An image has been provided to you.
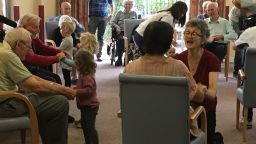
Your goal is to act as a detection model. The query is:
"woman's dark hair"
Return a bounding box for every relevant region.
[158,1,188,26]
[142,21,173,55]
[75,50,97,75]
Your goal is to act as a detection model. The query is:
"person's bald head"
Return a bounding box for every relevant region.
[61,2,71,16]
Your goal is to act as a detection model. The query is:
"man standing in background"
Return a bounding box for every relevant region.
[89,0,114,62]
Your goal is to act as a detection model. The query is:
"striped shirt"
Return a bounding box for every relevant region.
[89,0,113,17]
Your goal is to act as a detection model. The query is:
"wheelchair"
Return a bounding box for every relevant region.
[107,27,119,65]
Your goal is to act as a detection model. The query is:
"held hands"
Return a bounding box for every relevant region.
[64,88,76,100]
[194,83,207,103]
[56,52,66,61]
[207,35,224,43]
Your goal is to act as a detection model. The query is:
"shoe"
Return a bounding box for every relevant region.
[213,132,224,144]
[115,60,122,66]
[240,118,252,129]
[96,58,103,62]
[68,115,75,123]
[233,72,238,78]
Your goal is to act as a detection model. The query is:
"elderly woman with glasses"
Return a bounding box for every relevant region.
[172,19,222,144]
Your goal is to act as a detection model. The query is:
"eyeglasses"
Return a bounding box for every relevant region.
[183,31,203,38]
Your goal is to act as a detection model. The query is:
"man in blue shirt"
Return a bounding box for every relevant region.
[89,0,114,62]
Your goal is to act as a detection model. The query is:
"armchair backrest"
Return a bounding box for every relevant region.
[243,47,256,107]
[124,19,144,43]
[119,73,190,144]
[45,21,59,41]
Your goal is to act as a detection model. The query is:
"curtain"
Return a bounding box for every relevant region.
[56,0,88,31]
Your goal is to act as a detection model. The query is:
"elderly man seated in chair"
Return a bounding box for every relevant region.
[0,28,76,144]
[110,0,137,66]
[204,1,237,62]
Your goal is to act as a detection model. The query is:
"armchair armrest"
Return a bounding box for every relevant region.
[237,69,245,87]
[189,106,207,134]
[0,92,39,142]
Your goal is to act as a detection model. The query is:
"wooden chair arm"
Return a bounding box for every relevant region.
[237,69,245,87]
[238,69,245,80]
[190,106,207,134]
[124,36,129,66]
[0,92,39,143]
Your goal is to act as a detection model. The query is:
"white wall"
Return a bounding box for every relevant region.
[9,0,56,20]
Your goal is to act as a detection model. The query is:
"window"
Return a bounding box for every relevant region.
[114,0,187,18]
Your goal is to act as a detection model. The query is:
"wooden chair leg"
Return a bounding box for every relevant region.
[224,43,230,82]
[236,99,240,129]
[243,107,248,142]
[21,129,26,144]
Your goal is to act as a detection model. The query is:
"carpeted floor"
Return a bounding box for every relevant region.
[1,56,256,144]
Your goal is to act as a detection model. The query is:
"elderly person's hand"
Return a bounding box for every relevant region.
[213,35,224,41]
[207,37,215,43]
[64,88,76,100]
[193,83,207,103]
[56,51,66,60]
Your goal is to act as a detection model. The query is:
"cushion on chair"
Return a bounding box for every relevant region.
[0,116,30,131]
[237,86,244,104]
[190,131,206,144]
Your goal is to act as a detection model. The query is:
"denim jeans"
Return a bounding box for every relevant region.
[81,106,99,144]
[88,16,108,59]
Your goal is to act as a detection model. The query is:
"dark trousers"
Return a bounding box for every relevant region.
[116,32,124,61]
[204,42,227,62]
[27,66,62,84]
[233,51,243,74]
[81,106,99,144]
[207,111,216,144]
[62,68,71,87]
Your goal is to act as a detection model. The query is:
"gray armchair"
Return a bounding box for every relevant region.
[0,92,39,144]
[236,47,256,142]
[119,73,207,144]
[45,21,59,47]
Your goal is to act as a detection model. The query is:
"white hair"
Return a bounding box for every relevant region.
[202,1,211,9]
[123,0,134,6]
[4,28,31,49]
[208,1,218,8]
[17,13,40,27]
[58,15,72,26]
